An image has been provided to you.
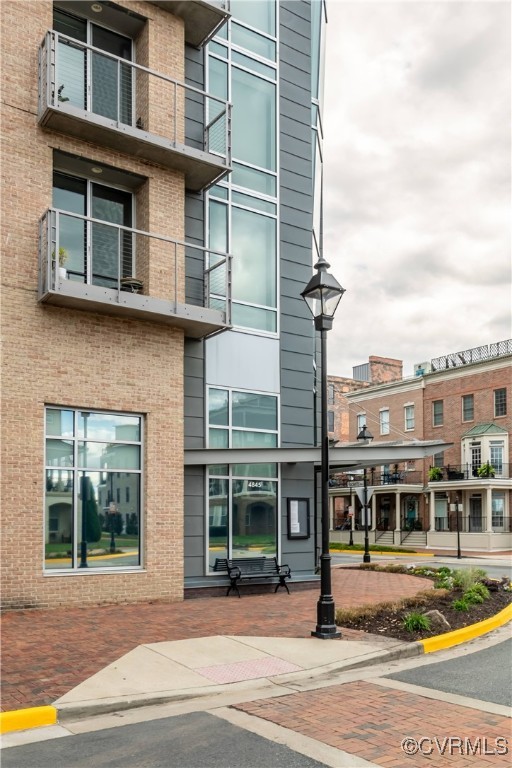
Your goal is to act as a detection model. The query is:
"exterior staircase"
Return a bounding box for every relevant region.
[401,531,427,548]
[375,531,395,546]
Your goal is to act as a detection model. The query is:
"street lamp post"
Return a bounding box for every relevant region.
[357,425,374,564]
[348,506,354,547]
[302,255,345,639]
[455,492,462,560]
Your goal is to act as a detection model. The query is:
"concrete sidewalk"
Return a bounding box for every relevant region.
[53,634,419,721]
[1,568,431,714]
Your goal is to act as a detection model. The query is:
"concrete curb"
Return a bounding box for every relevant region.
[0,706,57,735]
[419,602,512,654]
[2,602,510,736]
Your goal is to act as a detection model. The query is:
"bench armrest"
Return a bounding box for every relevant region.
[228,565,242,580]
[279,563,291,577]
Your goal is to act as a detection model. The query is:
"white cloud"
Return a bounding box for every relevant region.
[323,1,511,377]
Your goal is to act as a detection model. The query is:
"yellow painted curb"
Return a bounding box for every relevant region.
[420,602,512,654]
[330,549,431,557]
[0,706,57,735]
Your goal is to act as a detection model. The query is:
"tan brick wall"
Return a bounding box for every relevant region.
[327,376,369,443]
[1,1,191,608]
[368,356,403,384]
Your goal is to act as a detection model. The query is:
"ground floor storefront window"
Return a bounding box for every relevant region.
[45,407,142,571]
[207,463,278,572]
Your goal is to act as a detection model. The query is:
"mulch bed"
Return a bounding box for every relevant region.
[338,577,511,643]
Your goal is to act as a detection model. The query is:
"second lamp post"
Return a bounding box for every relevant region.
[357,425,374,563]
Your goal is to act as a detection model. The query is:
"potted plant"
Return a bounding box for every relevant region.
[52,246,68,280]
[428,466,444,481]
[477,462,496,478]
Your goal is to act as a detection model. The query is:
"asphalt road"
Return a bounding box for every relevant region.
[386,638,512,707]
[1,712,329,768]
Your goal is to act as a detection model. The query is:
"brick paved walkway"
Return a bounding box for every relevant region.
[0,569,430,712]
[235,680,511,767]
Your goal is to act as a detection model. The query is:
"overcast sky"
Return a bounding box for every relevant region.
[322,0,511,378]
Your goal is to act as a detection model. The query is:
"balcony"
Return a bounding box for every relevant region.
[38,31,231,191]
[329,469,424,488]
[153,1,231,47]
[39,209,232,339]
[429,463,511,482]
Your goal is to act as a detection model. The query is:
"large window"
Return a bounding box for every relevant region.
[207,5,278,333]
[53,7,133,125]
[432,400,444,426]
[45,408,142,571]
[53,171,134,287]
[489,441,504,475]
[208,463,278,571]
[209,192,277,332]
[462,394,474,422]
[357,413,366,435]
[208,388,278,448]
[494,388,507,417]
[404,404,415,431]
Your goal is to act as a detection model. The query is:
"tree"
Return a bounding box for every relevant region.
[80,476,102,543]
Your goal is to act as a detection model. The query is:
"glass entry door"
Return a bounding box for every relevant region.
[53,173,133,287]
[54,9,132,125]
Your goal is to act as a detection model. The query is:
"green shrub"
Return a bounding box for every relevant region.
[452,598,470,611]
[464,589,484,605]
[434,576,454,590]
[452,568,487,592]
[402,612,431,632]
[464,583,490,604]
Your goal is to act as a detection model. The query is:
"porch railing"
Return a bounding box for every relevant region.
[39,208,231,321]
[39,30,231,163]
[429,463,511,481]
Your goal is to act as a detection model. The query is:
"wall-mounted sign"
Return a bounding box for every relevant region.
[287,498,310,540]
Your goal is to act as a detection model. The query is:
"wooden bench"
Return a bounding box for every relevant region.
[214,556,291,598]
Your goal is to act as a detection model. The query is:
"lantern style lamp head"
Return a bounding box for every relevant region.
[357,425,374,443]
[301,255,345,331]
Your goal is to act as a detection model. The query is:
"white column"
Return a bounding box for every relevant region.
[485,487,493,532]
[429,490,436,531]
[370,494,377,531]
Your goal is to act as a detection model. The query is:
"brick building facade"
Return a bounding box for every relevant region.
[1,1,336,607]
[329,342,512,551]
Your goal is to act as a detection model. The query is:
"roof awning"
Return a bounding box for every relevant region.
[184,440,451,469]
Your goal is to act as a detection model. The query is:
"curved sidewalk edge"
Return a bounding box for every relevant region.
[419,602,512,653]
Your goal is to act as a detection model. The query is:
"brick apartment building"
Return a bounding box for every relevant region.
[329,341,512,551]
[2,0,357,608]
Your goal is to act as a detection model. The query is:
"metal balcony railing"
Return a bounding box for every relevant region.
[39,208,232,331]
[329,469,423,488]
[429,463,511,481]
[38,31,231,189]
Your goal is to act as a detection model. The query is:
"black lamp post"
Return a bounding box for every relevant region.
[357,425,374,563]
[108,502,117,554]
[301,255,345,639]
[79,412,90,568]
[454,492,462,560]
[348,505,354,546]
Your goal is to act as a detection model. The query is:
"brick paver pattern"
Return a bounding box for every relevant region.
[234,680,512,767]
[1,569,429,711]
